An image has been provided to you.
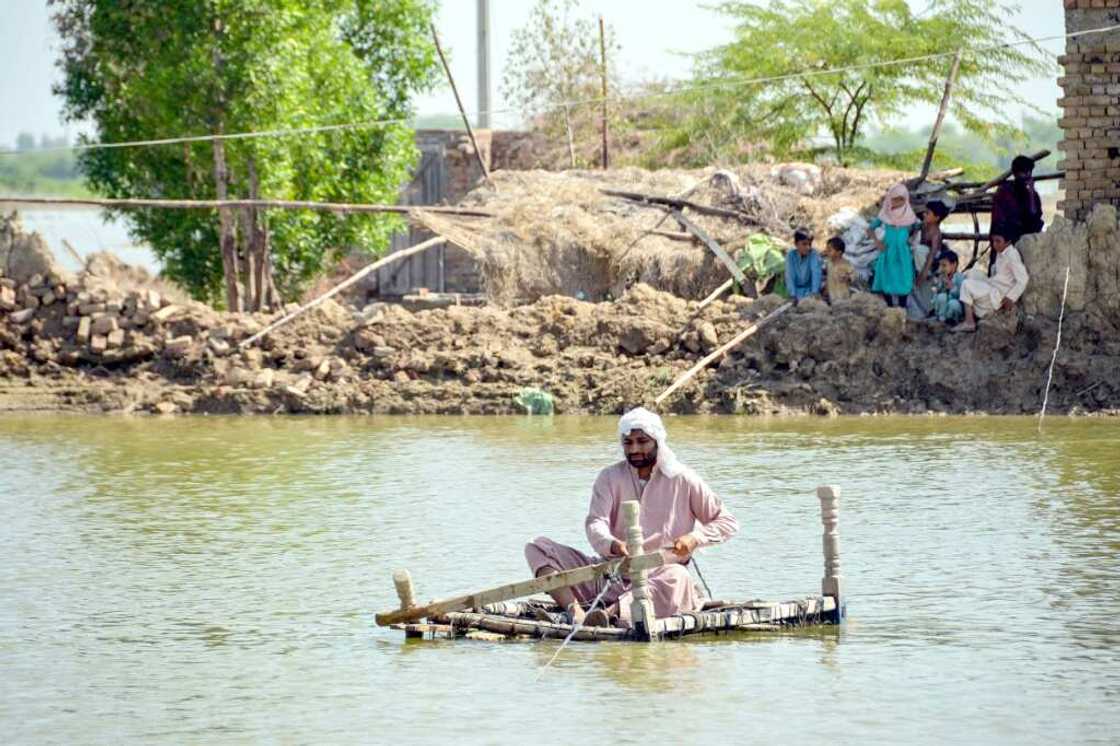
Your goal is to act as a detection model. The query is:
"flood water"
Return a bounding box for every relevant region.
[1,415,1118,743]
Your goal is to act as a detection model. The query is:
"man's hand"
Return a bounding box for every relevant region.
[1000,297,1016,312]
[610,539,630,558]
[671,534,699,559]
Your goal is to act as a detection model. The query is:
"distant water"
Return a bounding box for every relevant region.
[0,415,1117,743]
[12,207,161,274]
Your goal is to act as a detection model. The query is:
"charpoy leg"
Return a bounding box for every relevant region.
[615,564,702,626]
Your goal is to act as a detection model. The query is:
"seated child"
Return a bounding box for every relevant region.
[823,236,855,303]
[952,229,1030,333]
[930,249,964,324]
[784,227,822,303]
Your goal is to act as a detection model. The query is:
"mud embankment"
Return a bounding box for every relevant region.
[2,207,1119,417]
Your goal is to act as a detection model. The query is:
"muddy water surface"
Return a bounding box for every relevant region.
[1,415,1118,743]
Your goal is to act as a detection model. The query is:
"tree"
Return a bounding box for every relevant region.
[664,0,1053,166]
[501,0,621,168]
[51,0,437,308]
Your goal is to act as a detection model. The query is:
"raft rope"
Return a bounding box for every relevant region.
[1038,261,1072,433]
[691,555,714,600]
[534,571,620,682]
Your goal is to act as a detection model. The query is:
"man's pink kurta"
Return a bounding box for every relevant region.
[525,460,739,623]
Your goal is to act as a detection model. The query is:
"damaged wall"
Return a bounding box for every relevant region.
[1057,1,1120,221]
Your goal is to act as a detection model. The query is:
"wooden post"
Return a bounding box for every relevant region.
[817,485,844,621]
[622,500,657,641]
[393,569,423,638]
[916,51,962,184]
[598,15,609,170]
[431,23,494,190]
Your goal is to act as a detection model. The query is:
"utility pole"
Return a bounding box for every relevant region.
[477,0,491,129]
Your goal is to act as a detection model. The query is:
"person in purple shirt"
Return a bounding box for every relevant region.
[785,227,823,303]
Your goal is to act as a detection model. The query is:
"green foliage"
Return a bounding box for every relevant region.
[501,0,623,168]
[858,115,1062,176]
[734,233,788,296]
[650,0,1054,167]
[50,0,438,303]
[0,134,89,196]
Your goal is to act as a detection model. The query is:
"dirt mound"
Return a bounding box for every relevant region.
[416,165,903,304]
[2,203,1118,418]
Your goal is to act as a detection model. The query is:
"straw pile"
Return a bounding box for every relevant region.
[415,164,904,304]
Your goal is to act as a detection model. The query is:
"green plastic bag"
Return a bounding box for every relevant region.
[734,233,788,297]
[515,388,554,415]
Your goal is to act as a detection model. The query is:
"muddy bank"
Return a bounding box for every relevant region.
[2,207,1120,417]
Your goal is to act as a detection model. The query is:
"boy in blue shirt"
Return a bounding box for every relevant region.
[785,227,822,303]
[931,249,965,324]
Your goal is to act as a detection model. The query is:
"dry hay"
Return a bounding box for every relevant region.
[417,165,905,304]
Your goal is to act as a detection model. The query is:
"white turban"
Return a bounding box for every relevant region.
[617,407,683,478]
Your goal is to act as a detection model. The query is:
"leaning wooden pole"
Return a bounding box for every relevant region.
[957,149,1051,203]
[238,235,445,350]
[622,500,657,641]
[916,51,962,184]
[817,485,844,622]
[598,15,609,170]
[672,209,753,298]
[654,302,793,406]
[697,278,734,310]
[430,23,494,189]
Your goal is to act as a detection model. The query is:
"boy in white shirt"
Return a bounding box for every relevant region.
[952,229,1029,333]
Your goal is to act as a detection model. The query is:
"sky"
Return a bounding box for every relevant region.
[1,0,1066,149]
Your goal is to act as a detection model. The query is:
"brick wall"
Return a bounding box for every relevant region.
[1057,1,1120,221]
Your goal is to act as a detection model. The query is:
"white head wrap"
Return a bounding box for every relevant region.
[617,407,683,478]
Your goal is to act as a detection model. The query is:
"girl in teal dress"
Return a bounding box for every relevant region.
[867,183,919,307]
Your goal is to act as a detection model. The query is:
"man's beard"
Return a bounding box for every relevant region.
[627,446,658,469]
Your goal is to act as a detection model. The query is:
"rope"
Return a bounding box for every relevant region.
[691,555,714,600]
[1038,261,1072,433]
[4,22,1116,157]
[534,572,619,682]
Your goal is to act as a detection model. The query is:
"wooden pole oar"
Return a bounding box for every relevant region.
[374,551,665,627]
[655,302,793,406]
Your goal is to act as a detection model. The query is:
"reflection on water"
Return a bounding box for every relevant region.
[0,414,1118,743]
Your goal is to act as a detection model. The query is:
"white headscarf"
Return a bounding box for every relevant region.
[618,407,683,478]
[878,182,918,227]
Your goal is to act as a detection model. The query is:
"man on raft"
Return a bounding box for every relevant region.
[525,407,739,627]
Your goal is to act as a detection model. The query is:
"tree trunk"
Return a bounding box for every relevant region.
[246,156,274,311]
[211,132,240,312]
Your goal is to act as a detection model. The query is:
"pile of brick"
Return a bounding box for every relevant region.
[1057,1,1120,221]
[0,260,201,367]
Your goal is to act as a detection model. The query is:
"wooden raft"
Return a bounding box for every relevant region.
[377,486,846,643]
